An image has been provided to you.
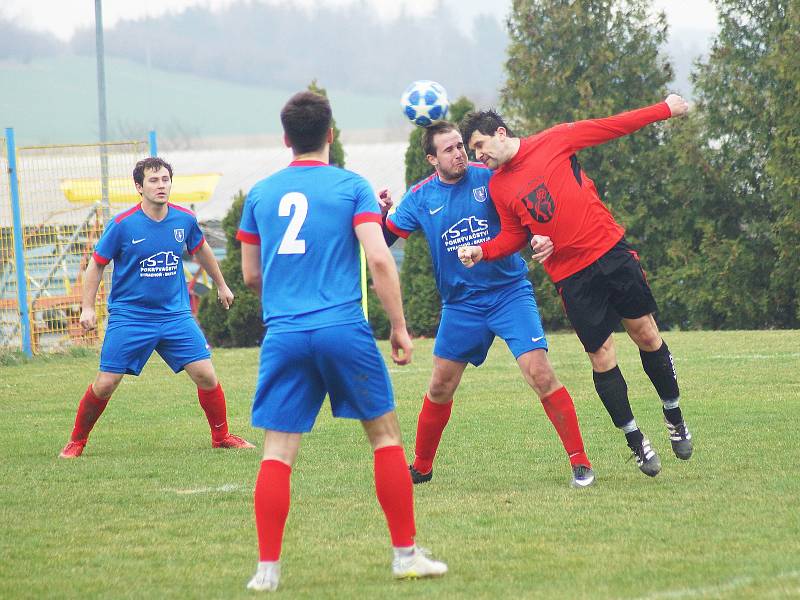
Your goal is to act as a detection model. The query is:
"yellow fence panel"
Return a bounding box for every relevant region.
[1,140,148,353]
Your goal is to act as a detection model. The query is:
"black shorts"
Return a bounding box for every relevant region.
[554,238,658,353]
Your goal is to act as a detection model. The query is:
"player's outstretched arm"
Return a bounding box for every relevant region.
[241,242,262,298]
[80,259,105,330]
[355,221,413,365]
[563,95,686,151]
[665,93,689,117]
[194,241,234,309]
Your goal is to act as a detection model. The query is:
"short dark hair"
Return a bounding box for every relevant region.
[133,157,173,187]
[421,121,459,157]
[459,110,515,146]
[280,91,332,154]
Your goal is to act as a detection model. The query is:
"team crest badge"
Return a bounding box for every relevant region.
[522,183,555,223]
[472,186,488,203]
[174,228,185,242]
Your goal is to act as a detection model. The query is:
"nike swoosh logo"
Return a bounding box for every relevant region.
[132,238,146,244]
[531,336,545,342]
[429,206,444,215]
[213,423,225,429]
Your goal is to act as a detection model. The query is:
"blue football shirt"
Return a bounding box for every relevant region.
[93,203,204,319]
[237,160,382,333]
[386,163,528,305]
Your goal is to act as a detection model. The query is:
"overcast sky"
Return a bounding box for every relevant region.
[4,0,719,41]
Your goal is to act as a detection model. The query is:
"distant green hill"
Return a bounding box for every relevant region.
[1,56,403,145]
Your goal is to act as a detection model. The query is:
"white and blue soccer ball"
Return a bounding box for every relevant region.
[401,80,449,127]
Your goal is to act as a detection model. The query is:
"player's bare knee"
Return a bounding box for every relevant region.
[428,379,457,403]
[527,367,559,398]
[188,367,218,390]
[588,339,617,372]
[363,412,402,449]
[629,327,661,351]
[624,315,661,350]
[195,374,218,389]
[93,373,122,398]
[519,350,557,396]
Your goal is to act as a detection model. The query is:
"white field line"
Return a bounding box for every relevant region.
[708,353,800,360]
[167,483,248,495]
[633,570,800,600]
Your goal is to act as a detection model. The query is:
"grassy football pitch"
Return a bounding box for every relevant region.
[1,330,798,599]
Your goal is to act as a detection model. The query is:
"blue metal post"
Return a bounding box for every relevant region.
[95,0,110,224]
[149,130,158,157]
[5,128,32,357]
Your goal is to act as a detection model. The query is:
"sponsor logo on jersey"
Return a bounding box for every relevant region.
[174,228,185,243]
[139,251,180,278]
[472,186,488,203]
[440,216,490,252]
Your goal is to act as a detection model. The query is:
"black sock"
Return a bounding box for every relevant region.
[640,341,683,425]
[592,366,635,428]
[624,429,644,447]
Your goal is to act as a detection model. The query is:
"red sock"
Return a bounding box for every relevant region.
[70,384,110,443]
[541,386,590,467]
[412,395,452,474]
[198,383,228,443]
[374,445,416,547]
[254,459,292,562]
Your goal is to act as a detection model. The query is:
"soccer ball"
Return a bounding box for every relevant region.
[401,80,449,127]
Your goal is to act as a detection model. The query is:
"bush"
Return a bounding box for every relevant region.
[196,192,265,347]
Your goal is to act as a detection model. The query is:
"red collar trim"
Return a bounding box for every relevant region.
[289,160,328,167]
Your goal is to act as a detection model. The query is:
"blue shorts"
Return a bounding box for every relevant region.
[434,281,547,366]
[99,314,211,375]
[252,320,395,433]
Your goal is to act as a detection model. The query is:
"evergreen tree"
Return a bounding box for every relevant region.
[400,97,475,337]
[686,0,797,328]
[307,80,345,167]
[196,192,265,347]
[765,2,800,325]
[502,0,675,329]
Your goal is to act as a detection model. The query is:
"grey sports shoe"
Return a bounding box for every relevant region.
[628,437,661,477]
[247,561,280,592]
[570,465,596,488]
[392,546,448,579]
[666,420,693,460]
[409,465,433,485]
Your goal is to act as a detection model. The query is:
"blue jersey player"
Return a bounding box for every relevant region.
[58,157,254,459]
[237,91,446,592]
[382,122,594,488]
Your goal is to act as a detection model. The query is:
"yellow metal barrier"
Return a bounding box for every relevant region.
[60,173,221,205]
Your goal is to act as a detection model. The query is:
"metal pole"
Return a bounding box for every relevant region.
[149,130,158,157]
[5,128,33,357]
[95,0,110,224]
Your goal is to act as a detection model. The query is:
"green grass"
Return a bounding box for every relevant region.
[1,330,799,599]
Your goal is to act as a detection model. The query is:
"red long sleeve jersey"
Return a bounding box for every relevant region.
[479,102,672,283]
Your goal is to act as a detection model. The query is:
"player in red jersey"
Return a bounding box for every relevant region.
[457,95,693,477]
